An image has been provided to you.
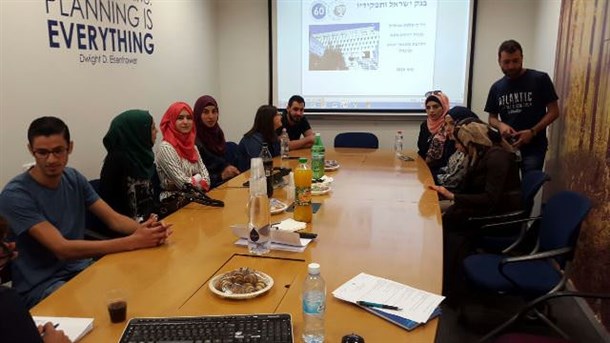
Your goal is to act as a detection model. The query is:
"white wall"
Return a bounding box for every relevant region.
[0,0,561,186]
[216,0,561,150]
[0,0,218,186]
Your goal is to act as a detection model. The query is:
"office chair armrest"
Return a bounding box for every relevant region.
[479,216,541,230]
[467,210,525,224]
[500,246,573,266]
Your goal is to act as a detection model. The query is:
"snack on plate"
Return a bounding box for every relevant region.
[214,267,267,295]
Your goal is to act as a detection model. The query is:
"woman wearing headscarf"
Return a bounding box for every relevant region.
[100,110,158,222]
[156,102,210,201]
[435,107,480,193]
[238,105,282,171]
[428,120,521,299]
[417,91,454,177]
[193,95,240,188]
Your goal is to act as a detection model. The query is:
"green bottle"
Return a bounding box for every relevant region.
[311,133,325,180]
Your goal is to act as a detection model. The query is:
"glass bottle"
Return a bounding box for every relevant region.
[260,143,273,198]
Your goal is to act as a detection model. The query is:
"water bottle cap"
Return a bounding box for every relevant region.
[315,132,321,137]
[308,263,320,274]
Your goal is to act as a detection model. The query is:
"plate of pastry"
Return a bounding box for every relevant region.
[209,267,274,299]
[311,183,331,196]
[270,198,288,215]
[324,160,340,171]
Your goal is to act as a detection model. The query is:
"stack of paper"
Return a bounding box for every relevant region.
[332,273,444,330]
[33,316,94,342]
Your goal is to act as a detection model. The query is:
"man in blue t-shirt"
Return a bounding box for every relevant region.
[485,39,559,173]
[279,95,315,150]
[0,117,172,308]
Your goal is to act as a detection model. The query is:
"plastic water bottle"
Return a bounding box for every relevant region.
[260,143,273,198]
[247,158,271,255]
[280,128,290,159]
[302,263,326,343]
[394,130,404,157]
[311,133,325,180]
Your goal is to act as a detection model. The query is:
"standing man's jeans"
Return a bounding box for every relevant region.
[519,143,547,174]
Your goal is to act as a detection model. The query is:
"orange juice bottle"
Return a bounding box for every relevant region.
[294,158,313,223]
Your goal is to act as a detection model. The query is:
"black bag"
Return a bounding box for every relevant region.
[158,193,191,219]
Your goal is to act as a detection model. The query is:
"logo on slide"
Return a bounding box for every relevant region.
[311,2,327,20]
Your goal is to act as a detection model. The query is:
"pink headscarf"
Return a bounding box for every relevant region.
[160,102,199,163]
[425,92,451,162]
[426,92,450,135]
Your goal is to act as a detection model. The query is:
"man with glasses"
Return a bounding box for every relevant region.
[485,39,559,173]
[0,116,172,308]
[278,95,315,150]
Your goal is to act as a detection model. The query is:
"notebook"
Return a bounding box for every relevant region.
[359,304,442,331]
[33,316,94,342]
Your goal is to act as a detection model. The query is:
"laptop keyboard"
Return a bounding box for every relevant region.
[118,313,294,343]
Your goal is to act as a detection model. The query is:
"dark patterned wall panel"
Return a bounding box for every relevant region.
[548,0,610,329]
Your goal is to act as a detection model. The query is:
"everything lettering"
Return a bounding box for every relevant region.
[48,20,154,55]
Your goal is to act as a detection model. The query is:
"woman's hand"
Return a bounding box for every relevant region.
[427,184,455,200]
[221,165,240,180]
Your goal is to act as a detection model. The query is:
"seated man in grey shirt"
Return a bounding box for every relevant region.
[0,116,172,308]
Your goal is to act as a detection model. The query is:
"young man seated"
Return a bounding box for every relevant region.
[0,117,172,308]
[278,95,315,150]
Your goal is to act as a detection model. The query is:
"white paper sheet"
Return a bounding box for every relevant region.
[332,272,444,323]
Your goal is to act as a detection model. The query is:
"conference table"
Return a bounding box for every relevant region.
[31,148,444,342]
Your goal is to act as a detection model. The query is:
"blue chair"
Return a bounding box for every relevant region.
[463,191,592,336]
[334,132,379,149]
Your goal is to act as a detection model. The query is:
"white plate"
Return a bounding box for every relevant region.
[325,160,339,169]
[209,269,274,300]
[312,175,334,184]
[311,184,332,196]
[325,164,340,171]
[270,198,288,215]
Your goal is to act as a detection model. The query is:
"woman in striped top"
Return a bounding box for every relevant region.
[156,102,210,201]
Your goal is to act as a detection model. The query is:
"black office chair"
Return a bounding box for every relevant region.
[334,132,379,149]
[85,179,123,240]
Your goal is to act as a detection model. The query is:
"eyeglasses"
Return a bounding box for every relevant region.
[425,90,443,97]
[32,146,69,159]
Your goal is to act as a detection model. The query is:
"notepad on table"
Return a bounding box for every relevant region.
[332,272,444,330]
[33,316,94,342]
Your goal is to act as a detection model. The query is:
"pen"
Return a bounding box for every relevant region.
[41,323,59,337]
[357,300,402,311]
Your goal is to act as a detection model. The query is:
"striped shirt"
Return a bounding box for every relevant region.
[156,141,210,200]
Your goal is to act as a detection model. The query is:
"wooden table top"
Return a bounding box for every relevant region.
[31,148,443,342]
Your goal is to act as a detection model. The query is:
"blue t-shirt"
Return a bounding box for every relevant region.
[237,133,280,171]
[484,69,558,151]
[0,167,99,301]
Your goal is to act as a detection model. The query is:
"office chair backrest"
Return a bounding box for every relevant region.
[539,191,591,257]
[520,170,550,214]
[334,132,379,149]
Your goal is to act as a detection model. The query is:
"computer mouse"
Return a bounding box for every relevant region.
[341,333,365,343]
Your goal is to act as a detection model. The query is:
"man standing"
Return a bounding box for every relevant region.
[0,117,172,308]
[279,95,315,150]
[485,39,559,172]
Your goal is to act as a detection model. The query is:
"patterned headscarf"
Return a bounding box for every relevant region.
[194,95,226,156]
[425,92,451,161]
[160,102,199,163]
[454,121,514,166]
[103,110,155,178]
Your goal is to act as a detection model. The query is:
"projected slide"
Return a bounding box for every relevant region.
[303,1,437,98]
[275,0,474,113]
